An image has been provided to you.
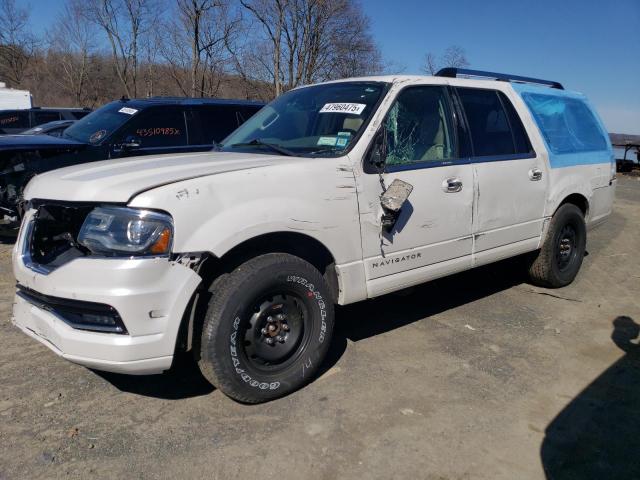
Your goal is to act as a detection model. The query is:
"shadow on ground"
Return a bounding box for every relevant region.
[541,316,640,479]
[95,352,215,400]
[316,255,530,378]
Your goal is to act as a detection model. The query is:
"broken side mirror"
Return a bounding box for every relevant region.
[380,179,413,231]
[368,128,387,169]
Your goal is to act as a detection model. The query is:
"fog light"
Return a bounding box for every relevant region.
[82,313,118,326]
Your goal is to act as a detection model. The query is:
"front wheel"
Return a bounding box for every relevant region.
[198,253,334,403]
[528,203,587,288]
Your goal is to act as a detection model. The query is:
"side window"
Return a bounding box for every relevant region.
[519,93,608,154]
[384,86,455,167]
[0,110,30,129]
[72,111,91,120]
[33,111,62,125]
[457,88,522,157]
[499,92,533,154]
[198,106,242,144]
[121,108,187,148]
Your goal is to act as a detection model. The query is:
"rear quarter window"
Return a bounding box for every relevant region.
[33,111,62,125]
[520,93,608,154]
[197,105,246,144]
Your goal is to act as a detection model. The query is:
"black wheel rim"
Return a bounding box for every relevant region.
[555,224,578,272]
[240,291,309,373]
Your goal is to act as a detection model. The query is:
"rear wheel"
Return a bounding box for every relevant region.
[528,203,586,288]
[198,253,334,403]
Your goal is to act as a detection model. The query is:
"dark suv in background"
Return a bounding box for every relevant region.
[0,97,264,233]
[0,107,92,134]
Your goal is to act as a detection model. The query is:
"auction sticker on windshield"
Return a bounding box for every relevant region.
[118,107,138,115]
[319,103,366,115]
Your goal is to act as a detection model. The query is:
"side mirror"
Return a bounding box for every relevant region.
[369,128,387,168]
[380,178,413,231]
[121,135,141,150]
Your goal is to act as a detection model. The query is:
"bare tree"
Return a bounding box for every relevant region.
[239,0,286,95]
[6,0,385,105]
[422,45,470,75]
[46,0,98,105]
[85,0,159,98]
[423,52,438,75]
[161,0,239,97]
[240,0,381,95]
[0,0,37,87]
[321,0,382,80]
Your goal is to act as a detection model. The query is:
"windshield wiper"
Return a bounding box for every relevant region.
[306,146,346,156]
[230,138,295,157]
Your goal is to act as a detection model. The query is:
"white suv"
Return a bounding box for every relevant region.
[12,69,616,403]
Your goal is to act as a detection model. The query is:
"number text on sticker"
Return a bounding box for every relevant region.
[319,103,366,115]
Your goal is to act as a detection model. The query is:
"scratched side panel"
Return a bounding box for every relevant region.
[129,156,363,267]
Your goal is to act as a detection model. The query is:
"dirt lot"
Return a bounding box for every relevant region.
[0,176,638,480]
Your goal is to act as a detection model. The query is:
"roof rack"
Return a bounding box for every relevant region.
[435,68,564,90]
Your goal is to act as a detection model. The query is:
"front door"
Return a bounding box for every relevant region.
[357,85,474,297]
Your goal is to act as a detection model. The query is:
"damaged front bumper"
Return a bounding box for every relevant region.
[0,203,20,234]
[12,211,203,374]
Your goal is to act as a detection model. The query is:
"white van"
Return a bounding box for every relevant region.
[12,69,616,403]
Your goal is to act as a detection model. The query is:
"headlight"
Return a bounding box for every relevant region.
[78,206,173,256]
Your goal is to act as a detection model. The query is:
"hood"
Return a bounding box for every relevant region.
[24,151,293,203]
[0,134,86,151]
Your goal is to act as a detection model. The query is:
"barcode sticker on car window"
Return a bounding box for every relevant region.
[319,103,366,115]
[118,107,138,115]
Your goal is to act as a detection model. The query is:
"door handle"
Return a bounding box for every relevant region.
[442,177,463,193]
[529,168,543,181]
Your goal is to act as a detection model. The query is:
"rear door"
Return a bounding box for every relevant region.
[455,87,547,262]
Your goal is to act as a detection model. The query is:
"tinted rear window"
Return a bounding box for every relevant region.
[0,110,30,129]
[457,88,532,157]
[34,111,61,125]
[71,111,91,120]
[520,93,608,154]
[198,106,247,143]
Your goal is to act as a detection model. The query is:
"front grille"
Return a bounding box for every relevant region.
[22,202,94,273]
[16,285,128,334]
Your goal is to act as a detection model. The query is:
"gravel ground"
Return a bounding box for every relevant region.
[0,176,638,480]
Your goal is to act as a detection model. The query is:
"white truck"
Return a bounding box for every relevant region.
[12,69,616,403]
[0,82,32,109]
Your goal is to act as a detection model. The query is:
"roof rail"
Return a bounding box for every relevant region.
[435,68,564,90]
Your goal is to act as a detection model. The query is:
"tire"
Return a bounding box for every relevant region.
[528,203,586,288]
[198,253,334,403]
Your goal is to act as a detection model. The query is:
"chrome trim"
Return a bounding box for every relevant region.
[529,167,543,181]
[20,218,54,276]
[443,177,463,193]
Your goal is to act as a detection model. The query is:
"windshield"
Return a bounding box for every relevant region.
[64,102,138,144]
[221,82,386,156]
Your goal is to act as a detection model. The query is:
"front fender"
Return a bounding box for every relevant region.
[128,160,363,266]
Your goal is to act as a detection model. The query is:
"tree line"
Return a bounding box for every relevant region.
[0,0,469,107]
